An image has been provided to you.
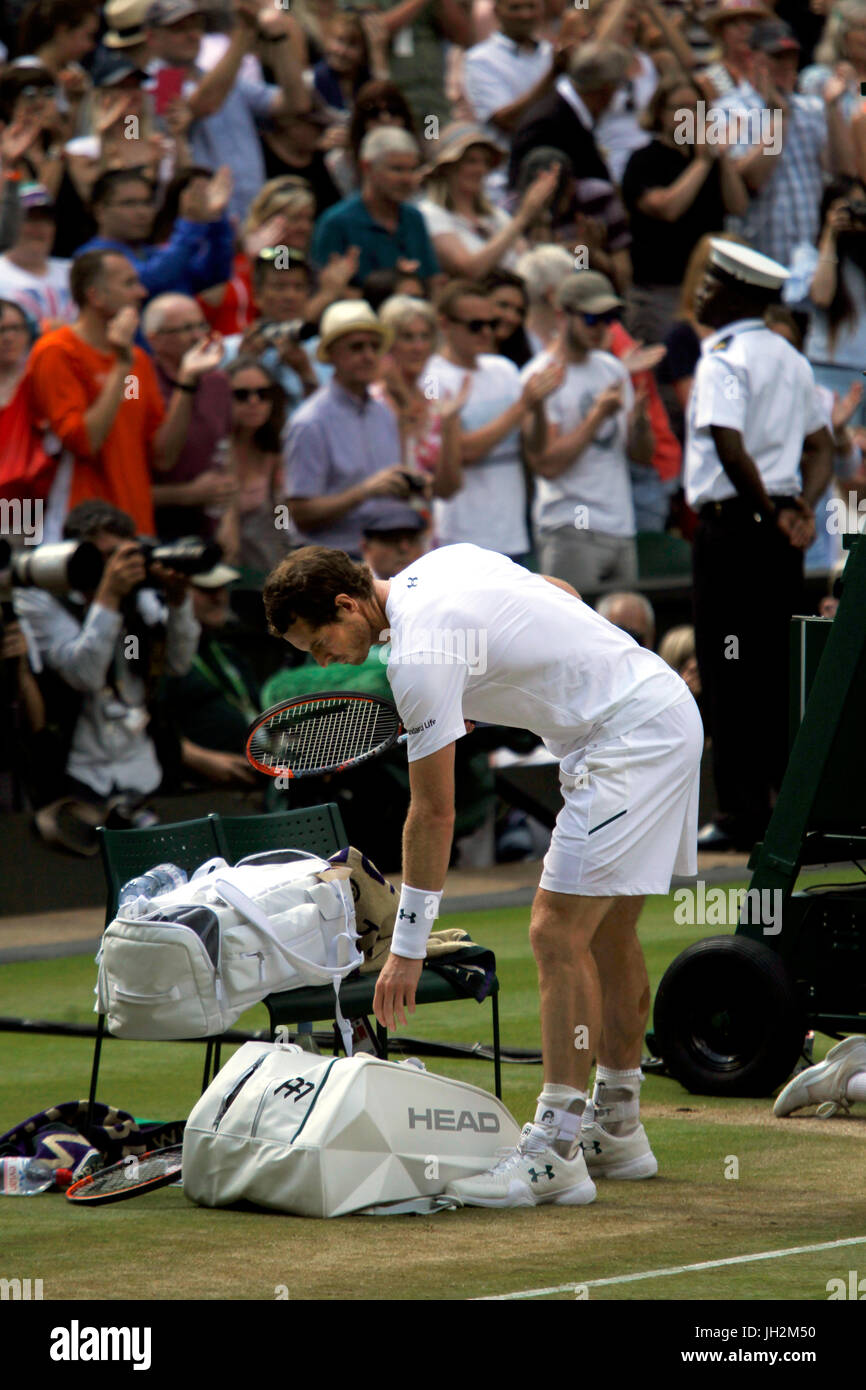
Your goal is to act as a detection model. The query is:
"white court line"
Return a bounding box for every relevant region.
[473,1235,866,1300]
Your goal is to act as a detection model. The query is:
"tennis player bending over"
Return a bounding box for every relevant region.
[263,542,702,1208]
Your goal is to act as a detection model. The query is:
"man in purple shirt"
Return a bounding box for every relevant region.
[283,301,420,558]
[143,293,233,540]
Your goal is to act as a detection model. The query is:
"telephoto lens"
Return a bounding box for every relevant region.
[138,536,223,578]
[0,539,104,599]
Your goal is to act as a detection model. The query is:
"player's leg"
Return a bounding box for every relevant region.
[531,886,613,1090]
[444,889,611,1209]
[581,894,659,1179]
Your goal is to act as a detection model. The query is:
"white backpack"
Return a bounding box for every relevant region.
[96,851,362,1048]
[182,1040,521,1217]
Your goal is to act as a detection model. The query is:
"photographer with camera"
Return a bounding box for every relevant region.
[12,499,200,828]
[784,175,866,428]
[221,248,324,417]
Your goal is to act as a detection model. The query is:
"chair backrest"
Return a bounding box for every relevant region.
[98,813,224,926]
[217,803,348,866]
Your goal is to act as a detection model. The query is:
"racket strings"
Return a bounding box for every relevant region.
[250,696,399,776]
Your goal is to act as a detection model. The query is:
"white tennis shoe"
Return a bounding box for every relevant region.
[773,1035,866,1117]
[445,1122,597,1209]
[579,1120,658,1179]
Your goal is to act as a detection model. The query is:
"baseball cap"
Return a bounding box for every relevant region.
[362,501,428,536]
[556,270,623,315]
[708,239,789,290]
[190,563,241,589]
[91,50,148,86]
[749,19,800,53]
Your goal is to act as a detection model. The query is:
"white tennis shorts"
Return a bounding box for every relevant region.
[539,694,703,897]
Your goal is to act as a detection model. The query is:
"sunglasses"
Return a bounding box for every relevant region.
[232,386,270,401]
[20,85,58,101]
[451,316,502,333]
[257,246,309,266]
[566,307,619,325]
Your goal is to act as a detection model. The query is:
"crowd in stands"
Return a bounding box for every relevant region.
[1,0,865,857]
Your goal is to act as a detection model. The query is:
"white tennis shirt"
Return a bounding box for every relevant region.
[384,544,689,767]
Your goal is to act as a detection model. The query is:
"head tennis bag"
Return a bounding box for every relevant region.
[96,852,361,1047]
[182,1041,521,1217]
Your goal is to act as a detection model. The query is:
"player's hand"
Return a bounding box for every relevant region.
[374,952,424,1029]
[776,498,815,549]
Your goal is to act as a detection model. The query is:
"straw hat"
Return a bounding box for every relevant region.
[421,122,503,181]
[702,0,770,31]
[316,300,392,362]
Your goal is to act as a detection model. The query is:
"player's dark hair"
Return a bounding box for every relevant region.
[263,547,375,635]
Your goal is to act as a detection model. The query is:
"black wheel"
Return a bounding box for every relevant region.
[653,935,804,1096]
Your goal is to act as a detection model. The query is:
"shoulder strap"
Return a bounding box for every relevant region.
[212,877,361,1057]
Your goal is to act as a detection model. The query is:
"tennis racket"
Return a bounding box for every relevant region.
[65,1145,183,1205]
[245,691,405,779]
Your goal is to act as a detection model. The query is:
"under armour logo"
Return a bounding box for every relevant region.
[407,576,418,588]
[528,1165,555,1183]
[398,909,417,923]
[580,1140,602,1156]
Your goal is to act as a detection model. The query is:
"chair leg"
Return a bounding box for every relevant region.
[86,1013,107,1131]
[376,1021,388,1059]
[491,991,502,1101]
[202,1041,214,1093]
[212,1042,222,1081]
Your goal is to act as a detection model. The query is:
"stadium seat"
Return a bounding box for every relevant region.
[89,806,504,1112]
[218,806,503,1099]
[636,531,692,581]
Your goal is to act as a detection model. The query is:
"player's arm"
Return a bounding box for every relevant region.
[543,574,581,599]
[373,742,456,1030]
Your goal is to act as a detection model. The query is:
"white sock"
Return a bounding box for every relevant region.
[592,1066,643,1135]
[534,1085,587,1158]
[846,1072,866,1103]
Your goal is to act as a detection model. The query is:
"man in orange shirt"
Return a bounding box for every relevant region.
[25,250,222,538]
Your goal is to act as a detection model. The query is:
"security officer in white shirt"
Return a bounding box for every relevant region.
[684,240,832,851]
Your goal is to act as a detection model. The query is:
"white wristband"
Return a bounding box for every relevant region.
[391,885,443,959]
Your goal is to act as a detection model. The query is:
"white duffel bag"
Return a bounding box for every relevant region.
[183,1040,520,1217]
[95,851,361,1045]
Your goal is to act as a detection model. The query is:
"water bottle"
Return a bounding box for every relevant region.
[117,863,187,918]
[0,1157,58,1195]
